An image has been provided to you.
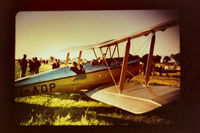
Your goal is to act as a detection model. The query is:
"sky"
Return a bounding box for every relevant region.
[15,10,179,60]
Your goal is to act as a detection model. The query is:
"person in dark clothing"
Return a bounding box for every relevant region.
[29,57,35,75]
[79,63,85,74]
[163,56,171,64]
[153,55,162,64]
[152,55,162,76]
[153,63,163,76]
[56,59,60,68]
[141,54,157,76]
[34,57,41,74]
[170,53,180,68]
[52,59,60,69]
[20,54,28,78]
[70,62,79,74]
[52,61,57,69]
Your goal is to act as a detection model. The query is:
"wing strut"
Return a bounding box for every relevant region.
[78,50,82,65]
[116,43,120,58]
[111,44,117,58]
[102,54,117,86]
[145,33,156,85]
[108,46,112,58]
[119,38,131,93]
[65,52,70,66]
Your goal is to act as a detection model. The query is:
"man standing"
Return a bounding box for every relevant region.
[29,57,35,75]
[52,59,60,69]
[34,57,41,74]
[20,54,28,78]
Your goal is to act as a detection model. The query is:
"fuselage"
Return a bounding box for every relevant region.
[15,57,140,97]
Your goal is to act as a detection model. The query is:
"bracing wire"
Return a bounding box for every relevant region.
[99,33,154,90]
[140,33,154,55]
[103,55,118,86]
[133,33,153,55]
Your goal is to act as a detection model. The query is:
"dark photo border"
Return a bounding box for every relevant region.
[1,0,200,133]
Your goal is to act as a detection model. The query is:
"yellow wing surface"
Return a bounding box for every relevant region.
[86,83,180,114]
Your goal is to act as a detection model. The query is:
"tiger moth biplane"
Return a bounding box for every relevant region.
[15,19,180,114]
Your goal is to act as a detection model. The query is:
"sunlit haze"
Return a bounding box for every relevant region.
[16,10,179,60]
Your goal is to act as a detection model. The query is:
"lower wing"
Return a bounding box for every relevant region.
[85,82,180,114]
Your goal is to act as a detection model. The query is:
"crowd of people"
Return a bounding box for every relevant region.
[52,59,60,69]
[29,57,41,75]
[19,54,41,78]
[18,53,179,78]
[18,54,61,78]
[140,54,162,76]
[139,54,180,76]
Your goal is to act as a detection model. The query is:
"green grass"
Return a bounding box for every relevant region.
[15,92,180,126]
[14,62,181,126]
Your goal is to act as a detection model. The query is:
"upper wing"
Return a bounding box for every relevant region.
[59,19,179,53]
[85,82,180,114]
[58,39,116,53]
[92,19,179,49]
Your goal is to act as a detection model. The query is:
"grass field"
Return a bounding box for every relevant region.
[14,62,181,126]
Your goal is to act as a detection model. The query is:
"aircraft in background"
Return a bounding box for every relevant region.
[15,19,180,114]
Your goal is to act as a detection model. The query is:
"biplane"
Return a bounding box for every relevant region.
[15,19,180,114]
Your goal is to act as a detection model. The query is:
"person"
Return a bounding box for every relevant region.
[170,53,180,69]
[162,56,171,77]
[52,59,60,69]
[52,59,57,69]
[139,62,143,73]
[152,55,162,76]
[19,54,28,78]
[91,59,98,65]
[29,57,35,75]
[45,60,48,64]
[34,57,41,74]
[78,63,85,74]
[57,59,60,68]
[70,61,86,74]
[153,63,163,76]
[70,62,79,74]
[163,56,171,64]
[141,54,155,76]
